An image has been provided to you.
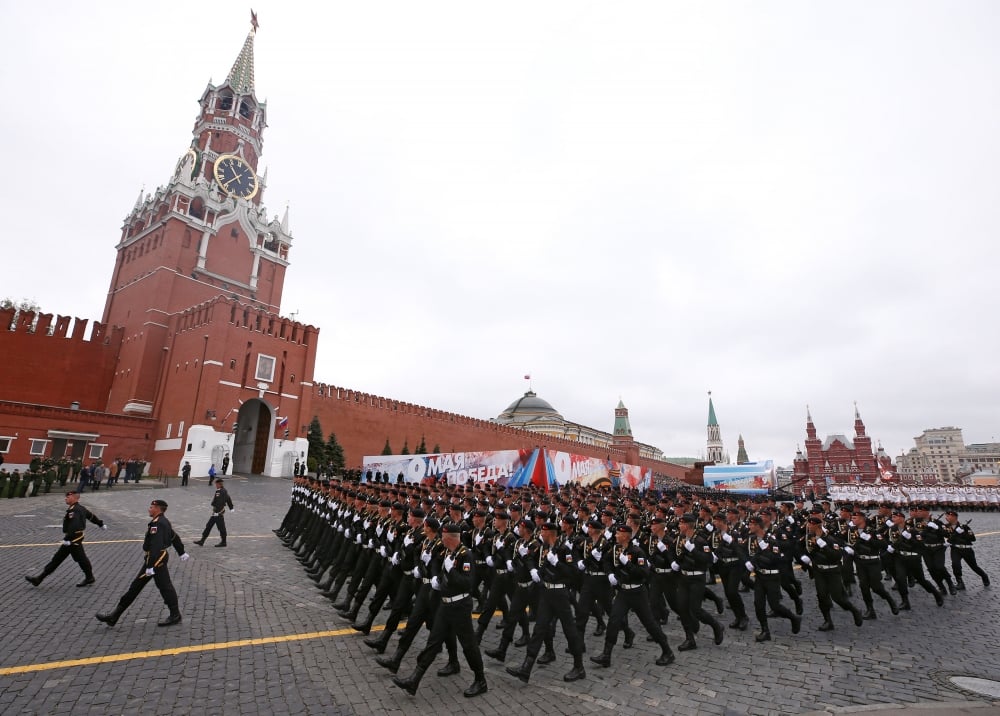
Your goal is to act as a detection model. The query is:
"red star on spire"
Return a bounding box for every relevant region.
[251,9,259,33]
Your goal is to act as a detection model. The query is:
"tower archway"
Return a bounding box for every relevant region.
[233,398,273,475]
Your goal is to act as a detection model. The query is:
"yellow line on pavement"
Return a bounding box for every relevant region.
[0,625,369,676]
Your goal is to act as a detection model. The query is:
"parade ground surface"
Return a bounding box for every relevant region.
[2,476,999,716]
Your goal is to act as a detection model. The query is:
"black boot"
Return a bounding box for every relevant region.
[25,574,43,587]
[862,607,877,620]
[755,629,771,642]
[474,622,487,644]
[736,616,749,631]
[351,613,374,635]
[193,539,205,546]
[887,597,899,615]
[851,606,864,627]
[464,673,488,697]
[505,654,536,683]
[791,614,802,634]
[363,633,390,653]
[900,597,911,611]
[623,627,635,649]
[513,632,529,648]
[437,658,461,677]
[376,649,404,674]
[793,596,804,615]
[711,619,724,645]
[656,646,676,666]
[817,620,835,631]
[392,663,428,696]
[677,632,697,651]
[484,639,509,662]
[537,645,556,665]
[157,612,182,627]
[564,656,586,681]
[590,648,612,668]
[955,578,966,591]
[947,582,957,596]
[96,606,125,627]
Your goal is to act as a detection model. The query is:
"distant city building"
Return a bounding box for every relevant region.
[961,442,1000,477]
[895,429,1000,484]
[492,391,664,462]
[791,404,894,489]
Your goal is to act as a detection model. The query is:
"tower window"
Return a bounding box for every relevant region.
[239,101,253,120]
[219,94,233,111]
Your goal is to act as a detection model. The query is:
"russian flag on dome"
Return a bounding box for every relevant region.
[277,416,289,428]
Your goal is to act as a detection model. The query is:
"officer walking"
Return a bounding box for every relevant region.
[181,461,191,487]
[194,478,235,547]
[26,490,107,588]
[96,499,189,627]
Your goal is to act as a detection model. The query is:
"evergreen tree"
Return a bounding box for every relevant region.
[432,443,441,454]
[381,438,393,456]
[306,416,325,462]
[325,432,345,473]
[401,439,410,455]
[415,435,427,455]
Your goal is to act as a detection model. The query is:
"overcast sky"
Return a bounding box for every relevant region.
[2,2,998,465]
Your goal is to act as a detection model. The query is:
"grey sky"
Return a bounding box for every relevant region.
[1,2,998,465]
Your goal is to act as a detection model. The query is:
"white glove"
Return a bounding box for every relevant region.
[608,574,618,586]
[387,530,395,542]
[886,545,895,554]
[101,525,108,530]
[757,539,769,550]
[403,535,413,547]
[367,539,374,549]
[444,555,455,572]
[495,538,503,549]
[375,525,383,536]
[656,540,668,552]
[712,552,718,563]
[547,551,559,566]
[486,556,494,567]
[62,540,71,546]
[885,519,893,528]
[705,523,714,532]
[421,551,432,565]
[745,561,754,572]
[431,576,441,590]
[412,566,421,579]
[859,532,872,541]
[577,560,586,571]
[355,534,363,544]
[229,509,234,514]
[844,546,855,556]
[955,527,964,534]
[506,560,514,571]
[619,552,629,565]
[786,516,795,525]
[180,553,190,562]
[670,561,680,571]
[722,533,733,544]
[901,530,912,540]
[816,538,827,548]
[591,548,602,561]
[927,522,939,530]
[848,521,855,528]
[530,568,541,583]
[363,520,371,529]
[684,540,695,552]
[474,534,482,545]
[145,568,155,577]
[339,526,346,534]
[565,539,573,549]
[518,545,529,557]
[378,546,387,558]
[800,555,812,565]
[390,553,400,566]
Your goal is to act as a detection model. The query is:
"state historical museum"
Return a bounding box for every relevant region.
[0,21,688,484]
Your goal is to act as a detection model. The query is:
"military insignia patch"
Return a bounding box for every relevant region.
[638,557,646,565]
[462,562,471,572]
[772,546,780,553]
[703,546,711,552]
[150,526,157,534]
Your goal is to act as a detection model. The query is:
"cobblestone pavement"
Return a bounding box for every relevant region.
[1,477,999,715]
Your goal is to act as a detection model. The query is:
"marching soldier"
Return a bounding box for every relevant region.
[847,511,898,619]
[712,511,749,630]
[26,489,107,588]
[96,499,189,627]
[673,514,725,650]
[745,516,801,642]
[885,510,943,610]
[799,515,864,631]
[943,510,991,589]
[194,477,234,547]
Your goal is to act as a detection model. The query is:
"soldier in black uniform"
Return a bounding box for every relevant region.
[799,516,864,631]
[26,490,107,587]
[943,510,990,589]
[590,524,675,669]
[392,522,488,698]
[505,521,587,683]
[711,511,749,630]
[916,505,957,596]
[848,511,899,619]
[673,514,725,650]
[745,516,801,642]
[364,508,425,654]
[194,478,235,546]
[474,510,514,641]
[96,499,189,627]
[484,518,538,663]
[886,510,943,609]
[181,461,191,487]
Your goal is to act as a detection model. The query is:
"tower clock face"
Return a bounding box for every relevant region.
[213,154,259,199]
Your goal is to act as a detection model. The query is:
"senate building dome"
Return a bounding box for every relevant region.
[495,390,563,425]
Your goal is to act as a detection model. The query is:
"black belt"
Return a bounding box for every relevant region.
[720,558,740,563]
[857,555,881,561]
[899,551,920,557]
[952,544,973,550]
[517,581,532,588]
[543,582,566,589]
[654,567,673,574]
[586,571,606,576]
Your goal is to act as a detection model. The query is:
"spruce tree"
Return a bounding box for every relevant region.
[401,439,410,455]
[381,438,393,456]
[325,432,345,472]
[306,416,325,462]
[416,435,427,455]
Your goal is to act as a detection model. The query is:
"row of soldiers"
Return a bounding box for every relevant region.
[274,477,991,695]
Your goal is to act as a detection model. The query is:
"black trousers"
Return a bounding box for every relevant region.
[41,542,93,579]
[675,574,719,634]
[527,585,582,659]
[415,596,484,676]
[718,564,747,620]
[200,514,227,542]
[951,547,989,583]
[855,558,895,608]
[894,556,939,600]
[500,582,536,643]
[396,583,456,660]
[812,566,856,619]
[575,574,612,634]
[116,563,179,615]
[604,586,669,653]
[477,571,512,629]
[753,575,795,630]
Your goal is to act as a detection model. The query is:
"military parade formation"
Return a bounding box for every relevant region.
[274,476,993,698]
